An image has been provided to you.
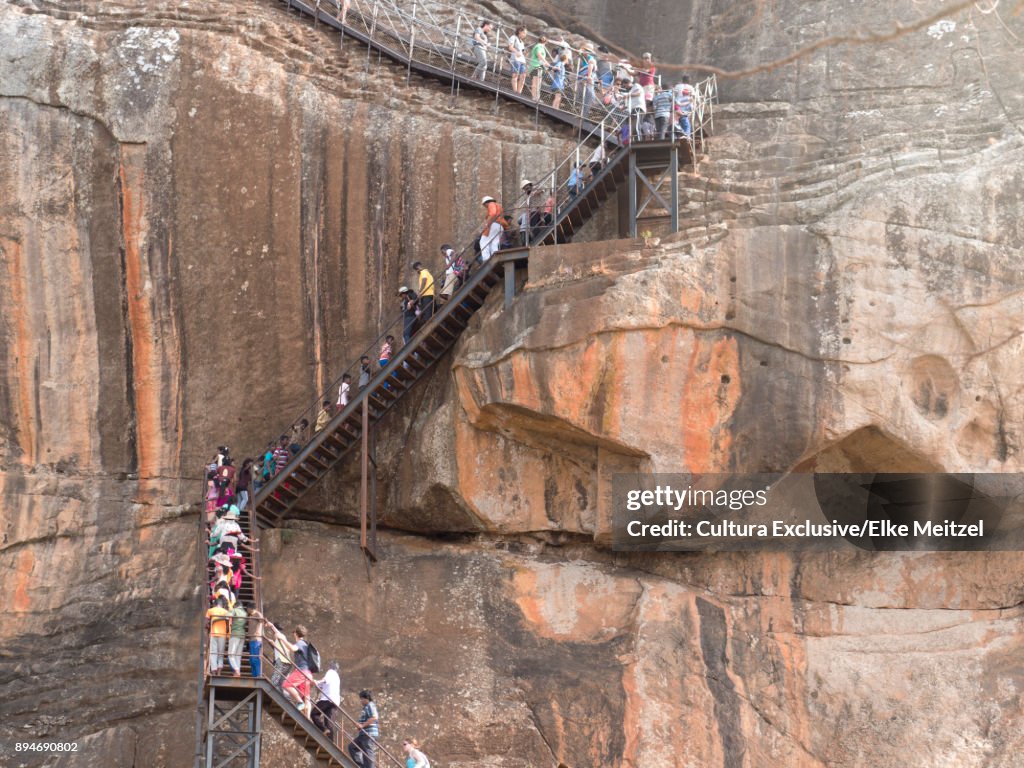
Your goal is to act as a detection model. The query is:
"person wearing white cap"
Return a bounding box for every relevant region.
[625,75,646,138]
[637,52,657,108]
[399,286,420,344]
[439,243,463,303]
[479,196,504,262]
[518,180,535,245]
[577,42,598,118]
[674,79,695,137]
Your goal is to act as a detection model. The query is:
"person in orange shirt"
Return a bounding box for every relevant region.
[206,596,232,674]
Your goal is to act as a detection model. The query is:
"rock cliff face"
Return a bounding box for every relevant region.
[1,0,1022,766]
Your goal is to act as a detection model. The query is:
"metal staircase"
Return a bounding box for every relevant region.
[196,4,719,766]
[253,248,518,529]
[203,677,360,768]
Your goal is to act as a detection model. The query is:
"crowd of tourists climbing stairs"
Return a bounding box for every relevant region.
[196,1,717,765]
[281,0,716,143]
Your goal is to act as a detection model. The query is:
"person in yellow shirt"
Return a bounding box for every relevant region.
[412,261,435,321]
[206,596,232,674]
[314,400,332,433]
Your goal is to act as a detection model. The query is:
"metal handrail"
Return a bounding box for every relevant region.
[252,238,509,507]
[194,472,212,768]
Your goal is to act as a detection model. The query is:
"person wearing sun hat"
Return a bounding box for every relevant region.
[577,41,598,118]
[210,562,235,609]
[210,553,233,589]
[479,195,505,262]
[211,552,232,568]
[211,507,249,558]
[518,179,535,244]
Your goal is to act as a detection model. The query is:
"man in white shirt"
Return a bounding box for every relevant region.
[337,373,351,408]
[507,26,527,93]
[312,661,342,741]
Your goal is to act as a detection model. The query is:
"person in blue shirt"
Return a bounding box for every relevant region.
[348,689,379,768]
[550,51,568,110]
[567,164,584,199]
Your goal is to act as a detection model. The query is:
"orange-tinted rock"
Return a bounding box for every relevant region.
[1,0,1023,766]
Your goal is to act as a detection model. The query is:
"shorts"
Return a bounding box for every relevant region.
[510,60,526,74]
[284,668,312,699]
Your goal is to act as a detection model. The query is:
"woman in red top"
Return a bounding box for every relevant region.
[636,52,657,107]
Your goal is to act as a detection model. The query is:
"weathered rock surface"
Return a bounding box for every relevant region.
[1,0,1022,766]
[255,526,1024,768]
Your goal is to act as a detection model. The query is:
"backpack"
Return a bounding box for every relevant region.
[305,641,322,673]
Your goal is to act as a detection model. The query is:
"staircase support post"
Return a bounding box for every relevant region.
[627,148,638,238]
[670,143,679,233]
[360,399,378,563]
[252,689,263,766]
[360,399,369,552]
[203,687,261,768]
[504,261,516,309]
